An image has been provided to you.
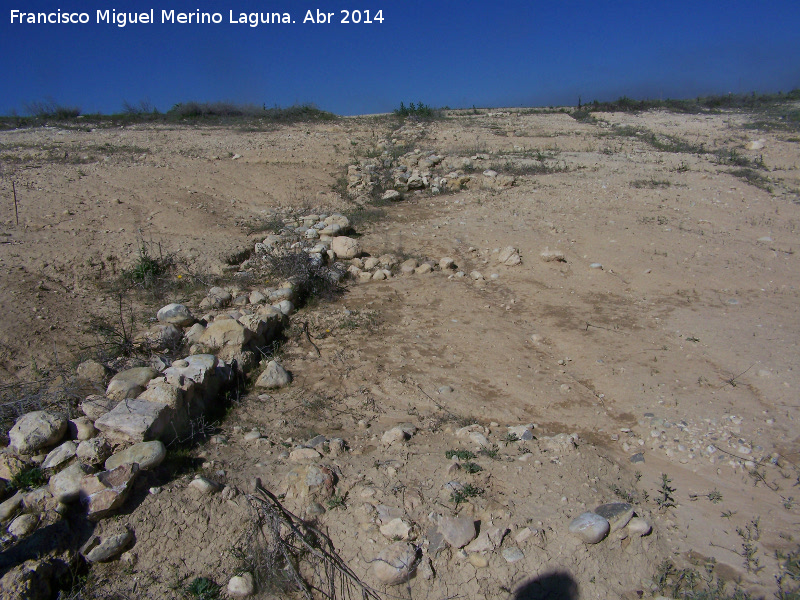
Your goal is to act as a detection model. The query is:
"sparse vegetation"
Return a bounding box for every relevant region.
[653,558,757,600]
[326,493,347,510]
[608,125,707,154]
[631,178,672,188]
[690,489,724,504]
[736,518,763,574]
[489,159,569,176]
[656,473,677,510]
[0,101,336,130]
[9,466,47,492]
[187,576,220,600]
[451,483,483,507]
[583,89,800,115]
[259,249,344,307]
[478,445,500,460]
[463,462,483,474]
[394,101,441,119]
[445,449,476,461]
[730,168,773,192]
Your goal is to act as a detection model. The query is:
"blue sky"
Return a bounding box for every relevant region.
[1,1,798,116]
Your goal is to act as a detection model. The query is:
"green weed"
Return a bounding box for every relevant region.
[450,483,483,507]
[187,576,220,599]
[10,466,47,492]
[656,473,676,510]
[445,449,476,461]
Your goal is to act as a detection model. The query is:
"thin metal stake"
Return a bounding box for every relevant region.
[13,180,19,226]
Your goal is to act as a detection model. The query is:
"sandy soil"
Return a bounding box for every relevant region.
[1,106,799,599]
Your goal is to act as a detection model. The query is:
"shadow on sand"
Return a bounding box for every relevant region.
[513,570,579,600]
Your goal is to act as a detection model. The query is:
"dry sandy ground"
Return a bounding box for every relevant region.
[1,106,799,599]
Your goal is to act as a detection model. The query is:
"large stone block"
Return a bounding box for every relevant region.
[94,399,172,443]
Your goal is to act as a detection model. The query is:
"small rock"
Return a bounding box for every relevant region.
[289,448,322,462]
[243,430,262,442]
[439,257,456,270]
[470,270,484,280]
[80,395,118,421]
[157,303,194,327]
[568,512,609,544]
[468,432,491,448]
[514,527,533,543]
[106,367,159,401]
[69,417,98,441]
[380,518,414,540]
[438,516,477,548]
[0,559,60,600]
[328,438,346,456]
[594,502,634,532]
[381,427,408,446]
[82,528,134,562]
[9,411,68,455]
[501,547,524,563]
[630,453,645,464]
[331,236,361,259]
[227,572,255,597]
[497,247,521,266]
[468,553,489,568]
[540,249,566,262]
[0,492,23,522]
[507,425,534,441]
[255,361,291,389]
[184,323,206,344]
[372,542,418,586]
[80,463,139,520]
[415,263,433,275]
[626,517,652,537]
[189,476,219,495]
[400,258,418,274]
[50,462,95,503]
[382,190,402,202]
[418,556,435,580]
[76,360,109,383]
[8,513,39,538]
[76,437,112,466]
[105,440,166,471]
[0,454,30,481]
[41,441,77,470]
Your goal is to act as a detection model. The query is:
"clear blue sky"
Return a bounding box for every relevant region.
[1,0,798,116]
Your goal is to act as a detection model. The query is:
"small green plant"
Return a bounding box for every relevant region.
[450,483,483,508]
[776,546,800,598]
[722,510,737,519]
[187,576,220,599]
[630,178,672,189]
[10,466,47,492]
[445,449,476,461]
[503,433,519,443]
[736,517,762,573]
[689,489,723,504]
[729,168,773,193]
[326,493,347,510]
[610,483,637,504]
[463,462,483,474]
[260,249,344,307]
[478,445,500,460]
[394,101,440,119]
[246,214,284,235]
[656,473,676,510]
[124,242,171,287]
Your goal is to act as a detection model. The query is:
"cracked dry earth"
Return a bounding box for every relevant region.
[1,106,799,599]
